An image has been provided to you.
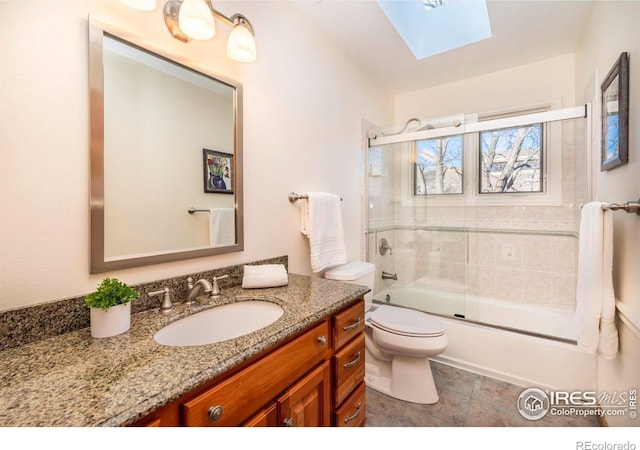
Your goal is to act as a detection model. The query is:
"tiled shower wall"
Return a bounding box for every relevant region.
[369,229,578,311]
[366,118,587,313]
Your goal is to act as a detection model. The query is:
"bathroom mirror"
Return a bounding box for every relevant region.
[89,19,243,273]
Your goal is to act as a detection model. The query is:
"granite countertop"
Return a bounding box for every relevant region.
[0,274,368,427]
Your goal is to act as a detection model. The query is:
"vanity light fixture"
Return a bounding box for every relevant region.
[177,0,215,40]
[162,0,257,62]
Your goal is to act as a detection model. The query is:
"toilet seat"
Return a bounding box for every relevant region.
[369,305,445,337]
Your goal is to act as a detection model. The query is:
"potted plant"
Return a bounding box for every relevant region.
[85,277,139,338]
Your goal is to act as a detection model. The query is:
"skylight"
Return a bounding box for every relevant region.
[377,0,492,60]
[423,0,449,11]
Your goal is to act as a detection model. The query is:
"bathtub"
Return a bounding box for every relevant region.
[372,285,596,392]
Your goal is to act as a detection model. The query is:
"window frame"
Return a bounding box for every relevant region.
[388,100,576,208]
[477,122,545,195]
[413,133,465,196]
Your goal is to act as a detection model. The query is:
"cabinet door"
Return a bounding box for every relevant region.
[278,361,331,427]
[243,403,278,427]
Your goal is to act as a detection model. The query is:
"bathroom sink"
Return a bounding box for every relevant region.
[154,301,284,347]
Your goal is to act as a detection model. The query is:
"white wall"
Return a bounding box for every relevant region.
[575,0,640,427]
[394,53,576,122]
[0,1,392,310]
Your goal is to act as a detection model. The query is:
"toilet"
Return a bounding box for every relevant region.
[324,261,448,404]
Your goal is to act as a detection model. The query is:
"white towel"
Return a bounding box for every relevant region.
[300,192,347,273]
[242,264,288,289]
[209,208,235,246]
[573,202,618,359]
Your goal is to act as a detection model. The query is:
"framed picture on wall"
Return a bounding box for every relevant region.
[600,52,629,171]
[203,149,234,194]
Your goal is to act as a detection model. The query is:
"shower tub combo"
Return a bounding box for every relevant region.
[365,105,595,392]
[372,284,596,392]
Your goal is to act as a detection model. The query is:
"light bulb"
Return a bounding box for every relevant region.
[179,0,215,41]
[227,20,257,62]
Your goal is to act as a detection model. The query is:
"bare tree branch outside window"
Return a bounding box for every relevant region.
[414,135,463,195]
[479,124,543,193]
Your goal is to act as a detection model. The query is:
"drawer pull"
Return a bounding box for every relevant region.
[317,335,327,345]
[343,317,361,332]
[208,405,223,423]
[343,351,361,369]
[344,402,362,424]
[283,417,295,427]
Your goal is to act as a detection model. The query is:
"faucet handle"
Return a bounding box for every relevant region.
[211,274,229,297]
[148,287,174,313]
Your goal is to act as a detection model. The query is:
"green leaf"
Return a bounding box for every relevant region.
[85,277,139,311]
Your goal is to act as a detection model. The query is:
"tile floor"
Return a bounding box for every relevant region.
[365,361,600,427]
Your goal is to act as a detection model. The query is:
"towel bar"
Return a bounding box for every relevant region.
[603,198,640,215]
[187,207,210,214]
[580,198,640,215]
[288,192,342,203]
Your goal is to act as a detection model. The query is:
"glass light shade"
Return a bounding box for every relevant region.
[227,22,257,62]
[120,0,157,11]
[179,0,215,40]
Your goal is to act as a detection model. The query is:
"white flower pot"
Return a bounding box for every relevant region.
[90,302,131,338]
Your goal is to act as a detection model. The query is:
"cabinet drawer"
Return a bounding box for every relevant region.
[333,299,364,349]
[334,382,366,427]
[333,333,365,406]
[182,320,330,426]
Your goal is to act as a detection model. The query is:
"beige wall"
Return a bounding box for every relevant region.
[575,0,640,427]
[394,53,576,122]
[0,1,392,310]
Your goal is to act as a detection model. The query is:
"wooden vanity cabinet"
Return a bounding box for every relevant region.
[131,297,365,427]
[331,299,366,427]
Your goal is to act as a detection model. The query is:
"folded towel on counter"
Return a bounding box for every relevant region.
[242,264,289,289]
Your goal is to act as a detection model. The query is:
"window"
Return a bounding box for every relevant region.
[479,124,543,194]
[414,135,463,195]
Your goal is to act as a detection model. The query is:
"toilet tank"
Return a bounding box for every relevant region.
[324,261,376,308]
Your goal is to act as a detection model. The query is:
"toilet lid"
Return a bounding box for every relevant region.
[369,305,445,337]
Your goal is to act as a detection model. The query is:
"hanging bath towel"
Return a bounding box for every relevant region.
[573,202,618,359]
[300,192,347,272]
[208,208,235,246]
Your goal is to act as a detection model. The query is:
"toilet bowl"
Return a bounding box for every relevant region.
[324,261,448,404]
[365,305,447,404]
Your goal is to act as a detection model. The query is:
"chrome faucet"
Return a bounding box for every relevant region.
[381,271,398,280]
[185,277,213,304]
